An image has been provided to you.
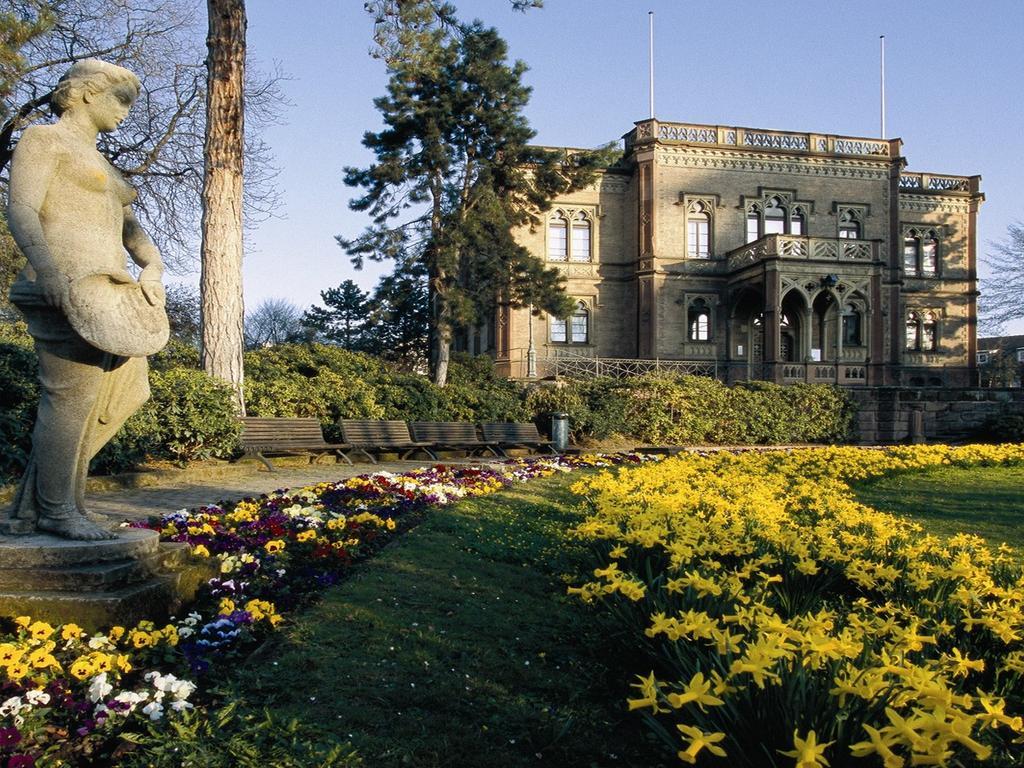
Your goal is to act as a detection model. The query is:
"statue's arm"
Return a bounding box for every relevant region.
[123,207,164,305]
[7,127,65,306]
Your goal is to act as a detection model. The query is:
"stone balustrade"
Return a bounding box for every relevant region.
[628,119,893,158]
[726,235,879,272]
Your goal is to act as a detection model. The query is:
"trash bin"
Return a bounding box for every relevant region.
[549,412,569,452]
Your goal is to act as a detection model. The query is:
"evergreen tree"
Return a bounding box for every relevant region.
[361,258,430,371]
[341,2,612,385]
[301,279,369,349]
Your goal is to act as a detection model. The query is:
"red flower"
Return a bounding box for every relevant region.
[8,755,35,768]
[0,728,20,747]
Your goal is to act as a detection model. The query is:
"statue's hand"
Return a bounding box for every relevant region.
[140,280,165,307]
[36,268,69,309]
[138,263,165,307]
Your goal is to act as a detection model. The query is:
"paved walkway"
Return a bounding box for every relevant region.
[86,459,472,524]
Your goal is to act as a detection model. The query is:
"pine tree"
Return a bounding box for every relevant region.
[301,279,370,349]
[341,3,612,386]
[362,258,430,371]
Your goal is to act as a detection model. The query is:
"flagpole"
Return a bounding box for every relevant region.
[880,35,886,138]
[648,11,655,119]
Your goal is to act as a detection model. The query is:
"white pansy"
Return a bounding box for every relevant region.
[88,673,113,703]
[25,690,50,706]
[0,696,23,716]
[142,701,164,721]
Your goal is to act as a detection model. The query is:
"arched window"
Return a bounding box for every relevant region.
[763,197,786,235]
[838,210,861,239]
[548,215,568,261]
[551,302,590,344]
[569,301,589,343]
[921,311,937,350]
[904,230,940,277]
[905,311,921,350]
[747,196,807,241]
[570,212,591,262]
[688,298,711,341]
[790,206,806,236]
[842,303,862,346]
[903,235,920,274]
[687,202,711,258]
[921,237,938,276]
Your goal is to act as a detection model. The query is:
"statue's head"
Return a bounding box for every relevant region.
[51,59,141,121]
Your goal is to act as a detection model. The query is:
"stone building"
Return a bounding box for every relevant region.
[486,118,983,387]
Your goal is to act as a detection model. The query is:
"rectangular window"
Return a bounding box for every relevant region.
[839,224,859,239]
[790,216,804,236]
[1017,350,1024,363]
[746,215,759,243]
[977,352,989,364]
[764,217,785,235]
[570,313,588,343]
[687,219,710,258]
[550,317,567,343]
[570,222,591,262]
[548,222,567,261]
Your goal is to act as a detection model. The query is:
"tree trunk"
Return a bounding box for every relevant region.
[200,0,247,413]
[433,320,451,387]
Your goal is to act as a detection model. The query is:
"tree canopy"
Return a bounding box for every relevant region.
[341,2,613,385]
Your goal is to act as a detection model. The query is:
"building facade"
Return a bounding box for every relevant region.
[489,119,983,387]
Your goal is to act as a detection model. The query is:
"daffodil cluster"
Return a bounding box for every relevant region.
[569,444,1024,766]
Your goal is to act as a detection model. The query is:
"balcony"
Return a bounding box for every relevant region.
[726,235,879,272]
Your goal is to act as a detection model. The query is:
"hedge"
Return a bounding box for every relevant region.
[0,331,856,484]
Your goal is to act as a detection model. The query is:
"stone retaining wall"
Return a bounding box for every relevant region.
[850,387,1024,444]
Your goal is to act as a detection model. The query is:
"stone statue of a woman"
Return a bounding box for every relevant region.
[3,59,169,540]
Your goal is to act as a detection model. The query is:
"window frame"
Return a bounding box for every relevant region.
[902,227,941,278]
[745,194,810,242]
[547,209,594,263]
[549,300,591,346]
[687,297,712,342]
[685,200,712,259]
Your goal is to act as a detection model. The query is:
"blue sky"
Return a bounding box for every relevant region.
[235,0,1024,329]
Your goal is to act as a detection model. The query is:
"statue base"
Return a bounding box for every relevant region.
[0,528,215,631]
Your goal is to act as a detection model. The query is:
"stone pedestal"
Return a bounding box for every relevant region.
[0,529,214,631]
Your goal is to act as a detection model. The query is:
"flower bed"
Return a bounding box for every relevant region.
[0,453,651,766]
[568,444,1024,766]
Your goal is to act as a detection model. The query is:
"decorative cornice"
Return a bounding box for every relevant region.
[898,195,971,214]
[656,147,889,181]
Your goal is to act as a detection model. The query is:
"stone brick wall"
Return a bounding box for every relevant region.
[850,387,1024,444]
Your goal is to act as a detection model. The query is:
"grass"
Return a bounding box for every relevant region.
[192,473,668,768]
[851,463,1024,554]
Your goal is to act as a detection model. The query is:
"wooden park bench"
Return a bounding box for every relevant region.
[338,420,439,464]
[238,417,352,471]
[479,422,558,457]
[408,421,501,458]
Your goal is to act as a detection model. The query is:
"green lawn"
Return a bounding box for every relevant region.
[167,474,667,768]
[851,463,1024,554]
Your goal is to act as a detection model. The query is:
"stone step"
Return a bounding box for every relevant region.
[0,575,180,631]
[0,528,160,569]
[0,558,151,592]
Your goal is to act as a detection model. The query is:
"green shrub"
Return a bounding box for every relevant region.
[93,367,240,472]
[523,374,853,446]
[0,340,39,484]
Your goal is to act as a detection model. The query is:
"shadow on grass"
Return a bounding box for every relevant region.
[851,464,1024,553]
[207,475,668,768]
